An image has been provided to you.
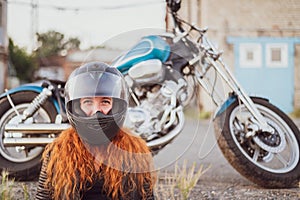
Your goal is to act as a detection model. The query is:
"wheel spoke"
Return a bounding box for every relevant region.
[233,117,243,131]
[252,147,260,162]
[24,148,29,158]
[275,153,288,167]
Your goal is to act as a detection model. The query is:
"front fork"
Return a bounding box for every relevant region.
[192,39,274,135]
[227,89,274,136]
[215,58,274,135]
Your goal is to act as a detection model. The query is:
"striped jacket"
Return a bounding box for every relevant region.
[35,153,155,200]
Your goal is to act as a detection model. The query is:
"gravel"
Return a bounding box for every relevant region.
[5,175,299,200]
[154,174,300,200]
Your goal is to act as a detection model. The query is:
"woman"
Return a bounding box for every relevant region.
[36,62,156,200]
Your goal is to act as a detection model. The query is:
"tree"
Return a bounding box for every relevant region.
[35,30,81,58]
[8,38,38,82]
[8,31,81,83]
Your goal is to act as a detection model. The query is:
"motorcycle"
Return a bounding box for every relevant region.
[1,0,300,188]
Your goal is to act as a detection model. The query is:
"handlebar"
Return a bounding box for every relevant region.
[166,0,223,61]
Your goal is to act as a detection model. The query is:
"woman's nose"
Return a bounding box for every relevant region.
[93,104,104,115]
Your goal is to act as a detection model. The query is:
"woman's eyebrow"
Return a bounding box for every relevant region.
[102,97,112,100]
[81,97,92,100]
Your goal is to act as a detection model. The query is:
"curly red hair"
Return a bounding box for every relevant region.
[43,127,155,200]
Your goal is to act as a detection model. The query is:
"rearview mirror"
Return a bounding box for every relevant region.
[166,0,181,13]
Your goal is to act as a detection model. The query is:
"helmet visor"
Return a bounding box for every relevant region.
[65,70,128,103]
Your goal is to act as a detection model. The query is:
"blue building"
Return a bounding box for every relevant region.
[171,0,300,113]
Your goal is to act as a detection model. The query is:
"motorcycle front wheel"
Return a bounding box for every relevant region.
[0,91,57,180]
[214,97,300,188]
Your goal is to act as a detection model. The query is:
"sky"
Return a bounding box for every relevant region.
[7,0,167,51]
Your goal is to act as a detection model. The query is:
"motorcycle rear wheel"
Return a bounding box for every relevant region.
[214,97,300,188]
[0,91,57,180]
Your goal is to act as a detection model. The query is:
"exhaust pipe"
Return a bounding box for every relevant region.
[3,123,71,147]
[5,123,71,134]
[147,109,185,149]
[3,138,55,147]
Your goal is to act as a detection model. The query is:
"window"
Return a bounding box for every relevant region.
[266,43,288,68]
[239,43,262,68]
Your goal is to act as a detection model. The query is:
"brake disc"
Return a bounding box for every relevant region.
[253,120,286,153]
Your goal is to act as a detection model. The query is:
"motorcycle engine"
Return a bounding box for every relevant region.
[124,59,188,142]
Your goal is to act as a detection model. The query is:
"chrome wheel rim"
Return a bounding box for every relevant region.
[229,104,299,173]
[0,104,51,163]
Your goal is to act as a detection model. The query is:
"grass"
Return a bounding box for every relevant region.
[184,106,212,120]
[0,171,30,200]
[155,160,210,200]
[22,183,30,200]
[290,108,300,118]
[0,171,14,200]
[175,161,209,200]
[0,160,210,200]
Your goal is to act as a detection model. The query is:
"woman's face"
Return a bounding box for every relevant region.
[80,97,113,116]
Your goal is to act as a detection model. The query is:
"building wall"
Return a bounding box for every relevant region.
[0,1,8,92]
[173,0,300,111]
[63,48,122,80]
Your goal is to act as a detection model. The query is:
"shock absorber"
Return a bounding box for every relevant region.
[21,84,54,121]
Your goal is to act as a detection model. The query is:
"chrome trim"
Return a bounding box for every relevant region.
[147,107,185,149]
[3,138,55,147]
[5,123,71,134]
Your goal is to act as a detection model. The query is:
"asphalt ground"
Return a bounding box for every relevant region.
[4,116,300,199]
[153,116,300,199]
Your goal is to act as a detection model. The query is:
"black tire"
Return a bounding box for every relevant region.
[0,91,57,181]
[214,97,300,188]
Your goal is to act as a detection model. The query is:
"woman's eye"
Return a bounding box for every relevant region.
[102,100,111,105]
[100,102,112,107]
[82,99,93,104]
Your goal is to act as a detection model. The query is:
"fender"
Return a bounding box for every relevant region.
[214,95,270,117]
[0,84,61,113]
